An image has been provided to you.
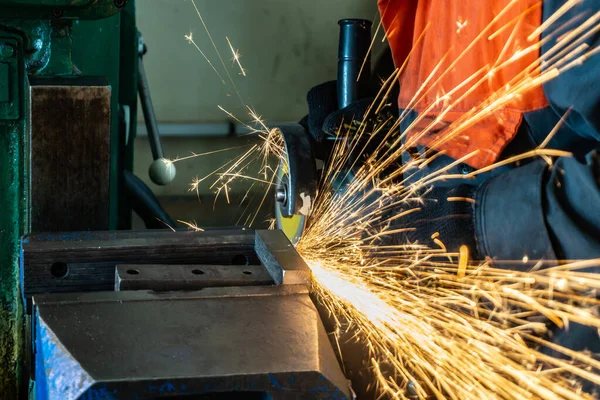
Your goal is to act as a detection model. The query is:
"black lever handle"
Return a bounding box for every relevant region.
[138,33,176,186]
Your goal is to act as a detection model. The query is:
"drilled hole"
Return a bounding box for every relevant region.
[50,262,68,278]
[243,270,253,275]
[232,254,249,265]
[127,269,140,275]
[191,269,205,275]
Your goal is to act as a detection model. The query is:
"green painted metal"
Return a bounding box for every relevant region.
[0,31,26,400]
[0,0,128,20]
[0,2,138,396]
[117,1,138,229]
[71,13,123,229]
[0,38,21,119]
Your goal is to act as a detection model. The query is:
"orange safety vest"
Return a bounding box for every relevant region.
[378,0,548,168]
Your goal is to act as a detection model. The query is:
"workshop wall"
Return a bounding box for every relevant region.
[134,0,381,227]
[136,0,379,122]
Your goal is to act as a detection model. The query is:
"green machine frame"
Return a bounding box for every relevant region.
[0,0,138,396]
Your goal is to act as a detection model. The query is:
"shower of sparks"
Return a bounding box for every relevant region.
[456,19,468,34]
[291,3,600,398]
[180,0,285,224]
[226,36,247,76]
[179,1,600,398]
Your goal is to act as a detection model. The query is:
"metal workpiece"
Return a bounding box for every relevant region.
[256,229,312,285]
[21,229,260,300]
[115,264,274,291]
[21,229,309,301]
[33,285,352,400]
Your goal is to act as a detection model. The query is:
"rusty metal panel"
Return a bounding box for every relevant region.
[30,83,111,232]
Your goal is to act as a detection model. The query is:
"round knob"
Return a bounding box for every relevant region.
[149,158,176,185]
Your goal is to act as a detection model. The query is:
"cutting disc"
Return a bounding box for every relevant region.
[275,160,306,245]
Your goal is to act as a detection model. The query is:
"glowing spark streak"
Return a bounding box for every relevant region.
[208,145,258,190]
[456,19,468,34]
[537,108,572,149]
[177,219,204,231]
[218,173,275,185]
[373,22,431,116]
[248,169,276,227]
[527,0,583,41]
[155,218,176,232]
[189,0,245,104]
[224,184,230,204]
[170,145,252,163]
[558,43,600,71]
[399,0,520,119]
[447,197,476,204]
[184,33,226,84]
[189,177,201,199]
[226,36,246,76]
[493,13,524,67]
[458,246,469,277]
[357,16,383,82]
[183,6,600,397]
[488,2,542,40]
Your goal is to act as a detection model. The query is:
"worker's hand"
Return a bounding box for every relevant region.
[384,184,480,258]
[299,81,339,144]
[300,81,396,159]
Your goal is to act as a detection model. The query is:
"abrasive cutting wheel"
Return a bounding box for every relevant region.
[274,124,318,245]
[274,161,307,245]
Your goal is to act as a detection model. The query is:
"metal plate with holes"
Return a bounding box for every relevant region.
[32,285,352,400]
[21,230,259,300]
[21,229,310,304]
[115,264,274,291]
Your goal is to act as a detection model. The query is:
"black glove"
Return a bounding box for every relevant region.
[300,81,396,140]
[299,81,339,143]
[386,184,480,259]
[299,81,397,163]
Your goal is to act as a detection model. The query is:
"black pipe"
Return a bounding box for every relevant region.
[337,19,373,109]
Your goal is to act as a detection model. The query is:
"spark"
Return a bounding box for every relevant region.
[189,176,201,200]
[457,245,469,277]
[177,219,204,231]
[189,0,245,104]
[289,5,600,398]
[527,0,582,42]
[226,36,246,76]
[170,145,252,163]
[179,1,600,397]
[456,19,468,34]
[184,32,226,84]
[266,218,277,230]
